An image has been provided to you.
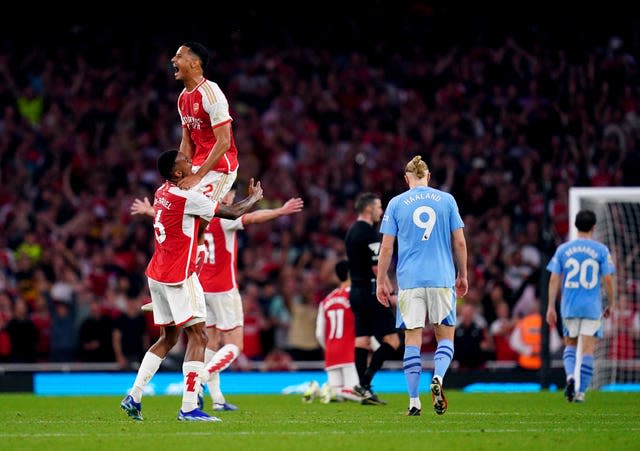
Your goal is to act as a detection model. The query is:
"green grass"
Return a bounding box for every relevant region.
[0,392,638,451]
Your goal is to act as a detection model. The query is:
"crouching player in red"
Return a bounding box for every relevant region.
[310,260,363,403]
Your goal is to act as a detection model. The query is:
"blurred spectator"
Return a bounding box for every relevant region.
[0,292,13,361]
[267,269,293,352]
[510,300,561,370]
[78,298,115,362]
[489,302,518,362]
[6,298,38,362]
[603,300,639,360]
[512,269,542,320]
[285,272,322,361]
[481,282,509,326]
[112,296,148,369]
[49,296,77,362]
[241,282,270,361]
[29,294,51,361]
[454,303,492,369]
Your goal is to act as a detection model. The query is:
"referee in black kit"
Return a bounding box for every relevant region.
[344,192,401,405]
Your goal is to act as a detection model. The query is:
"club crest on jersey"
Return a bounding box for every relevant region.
[193,103,200,113]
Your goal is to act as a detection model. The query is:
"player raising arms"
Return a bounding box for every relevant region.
[132,186,303,411]
[197,187,303,410]
[120,150,262,422]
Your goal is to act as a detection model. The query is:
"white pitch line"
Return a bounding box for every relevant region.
[1,427,639,439]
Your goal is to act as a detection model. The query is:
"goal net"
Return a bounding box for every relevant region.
[568,187,640,389]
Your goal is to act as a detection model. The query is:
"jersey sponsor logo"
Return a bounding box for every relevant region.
[183,116,204,130]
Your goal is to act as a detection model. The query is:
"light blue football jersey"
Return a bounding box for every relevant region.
[379,186,464,289]
[546,238,615,319]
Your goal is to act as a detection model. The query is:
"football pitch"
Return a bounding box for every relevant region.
[1,392,638,451]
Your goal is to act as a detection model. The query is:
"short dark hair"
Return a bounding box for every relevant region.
[575,209,597,232]
[157,150,179,181]
[335,260,349,282]
[183,42,209,70]
[354,192,379,213]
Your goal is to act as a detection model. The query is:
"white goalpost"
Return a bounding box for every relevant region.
[568,187,640,390]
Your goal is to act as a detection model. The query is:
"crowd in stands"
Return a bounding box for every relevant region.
[1,7,639,370]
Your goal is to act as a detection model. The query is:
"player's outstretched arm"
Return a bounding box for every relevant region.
[131,197,154,217]
[216,178,263,219]
[243,197,304,225]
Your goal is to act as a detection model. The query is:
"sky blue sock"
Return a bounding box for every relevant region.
[403,345,421,398]
[563,346,576,380]
[434,339,454,380]
[579,354,594,393]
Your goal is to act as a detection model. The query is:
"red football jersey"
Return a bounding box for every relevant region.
[198,216,244,293]
[316,286,355,370]
[146,182,217,284]
[177,79,239,173]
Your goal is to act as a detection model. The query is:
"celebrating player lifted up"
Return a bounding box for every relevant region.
[172,42,238,197]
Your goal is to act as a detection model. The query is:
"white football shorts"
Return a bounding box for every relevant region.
[148,273,206,327]
[204,288,243,330]
[398,287,456,329]
[562,318,602,338]
[192,166,238,202]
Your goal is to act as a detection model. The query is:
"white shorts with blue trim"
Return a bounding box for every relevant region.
[397,287,456,329]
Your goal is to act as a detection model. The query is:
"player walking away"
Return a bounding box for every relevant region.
[376,156,468,416]
[546,209,616,403]
[311,260,364,404]
[120,150,262,422]
[132,187,303,411]
[345,192,401,405]
[172,42,238,198]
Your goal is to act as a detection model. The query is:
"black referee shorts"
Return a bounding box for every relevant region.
[349,285,397,339]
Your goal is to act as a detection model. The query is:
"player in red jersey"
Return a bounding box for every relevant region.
[121,150,262,422]
[311,260,363,403]
[172,42,238,199]
[198,186,303,410]
[132,186,303,411]
[136,42,240,323]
